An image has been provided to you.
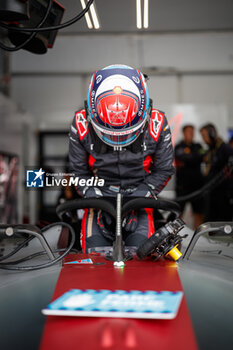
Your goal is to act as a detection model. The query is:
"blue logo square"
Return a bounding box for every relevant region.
[26,169,45,187]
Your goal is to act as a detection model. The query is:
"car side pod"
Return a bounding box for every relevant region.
[182,222,233,260]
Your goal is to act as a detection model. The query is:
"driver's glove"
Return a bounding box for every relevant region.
[128,183,156,198]
[122,211,138,233]
[83,187,103,198]
[97,210,114,239]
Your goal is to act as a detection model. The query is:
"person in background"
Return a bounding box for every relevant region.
[175,124,204,229]
[229,136,233,148]
[200,123,233,221]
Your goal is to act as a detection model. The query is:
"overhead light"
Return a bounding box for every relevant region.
[80,0,100,30]
[136,0,149,29]
[136,0,142,29]
[143,0,149,29]
[90,3,100,29]
[80,0,93,29]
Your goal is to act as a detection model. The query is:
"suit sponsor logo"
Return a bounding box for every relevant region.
[75,112,89,140]
[149,111,164,142]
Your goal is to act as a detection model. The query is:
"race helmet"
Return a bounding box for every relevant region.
[87,64,150,148]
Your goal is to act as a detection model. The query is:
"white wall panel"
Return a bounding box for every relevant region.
[142,33,233,71]
[148,76,178,108]
[11,36,140,73]
[11,33,233,73]
[11,76,85,127]
[11,73,233,128]
[182,75,233,125]
[10,33,233,128]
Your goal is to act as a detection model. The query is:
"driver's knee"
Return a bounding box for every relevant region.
[124,233,147,248]
[84,236,112,253]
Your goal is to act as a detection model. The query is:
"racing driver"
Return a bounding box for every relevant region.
[69,64,174,252]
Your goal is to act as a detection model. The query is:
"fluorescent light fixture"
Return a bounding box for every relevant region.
[137,0,149,29]
[80,0,100,30]
[136,0,142,29]
[80,0,93,29]
[143,0,149,28]
[90,3,100,29]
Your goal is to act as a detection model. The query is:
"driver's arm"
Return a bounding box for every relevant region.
[146,116,175,195]
[128,116,174,198]
[69,118,93,197]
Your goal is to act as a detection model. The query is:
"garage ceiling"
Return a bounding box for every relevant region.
[58,0,233,34]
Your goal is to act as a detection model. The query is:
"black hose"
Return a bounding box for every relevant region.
[0,248,79,265]
[0,222,75,271]
[175,163,233,203]
[0,235,34,262]
[0,224,42,262]
[0,0,94,33]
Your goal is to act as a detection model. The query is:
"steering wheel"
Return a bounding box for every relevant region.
[56,197,181,261]
[56,197,180,222]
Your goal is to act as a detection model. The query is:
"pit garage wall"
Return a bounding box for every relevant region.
[5,32,233,220]
[10,32,233,129]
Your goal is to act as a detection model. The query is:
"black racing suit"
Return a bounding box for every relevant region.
[69,108,175,251]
